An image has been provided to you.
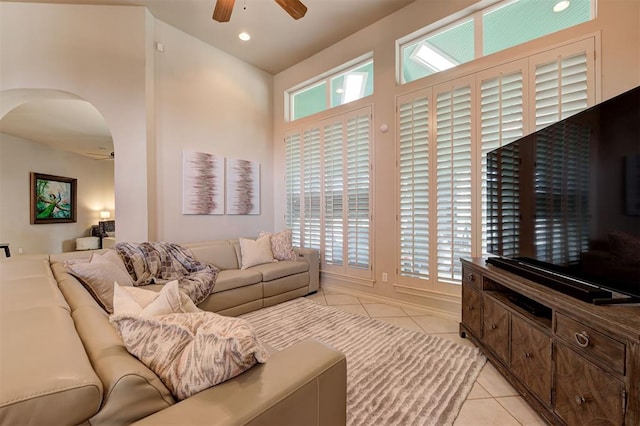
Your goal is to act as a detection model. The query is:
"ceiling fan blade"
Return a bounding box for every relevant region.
[213,0,235,22]
[274,0,307,20]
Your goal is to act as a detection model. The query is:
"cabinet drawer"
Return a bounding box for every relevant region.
[462,266,481,289]
[554,344,625,426]
[483,294,510,364]
[555,313,625,375]
[462,284,482,338]
[511,315,552,406]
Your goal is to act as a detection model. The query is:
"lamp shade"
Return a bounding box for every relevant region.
[99,210,111,219]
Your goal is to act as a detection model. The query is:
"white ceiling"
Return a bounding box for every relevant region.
[1,0,415,158]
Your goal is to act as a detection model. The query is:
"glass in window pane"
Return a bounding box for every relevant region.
[293,82,326,121]
[330,61,374,108]
[402,19,474,84]
[483,0,591,56]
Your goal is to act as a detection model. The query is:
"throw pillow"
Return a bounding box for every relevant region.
[258,229,297,261]
[110,312,269,400]
[67,251,134,313]
[113,280,200,317]
[239,236,275,269]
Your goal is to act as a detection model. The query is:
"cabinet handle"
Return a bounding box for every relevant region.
[575,395,586,405]
[524,352,531,358]
[466,273,475,282]
[575,331,590,348]
[468,306,474,311]
[491,324,497,330]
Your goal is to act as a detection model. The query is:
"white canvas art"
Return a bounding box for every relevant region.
[226,158,260,215]
[182,151,225,215]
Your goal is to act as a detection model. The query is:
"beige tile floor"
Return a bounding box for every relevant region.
[306,287,548,426]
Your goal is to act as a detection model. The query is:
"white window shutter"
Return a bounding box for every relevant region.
[480,70,524,256]
[435,84,473,282]
[285,132,302,246]
[323,121,344,266]
[303,127,322,250]
[346,112,371,270]
[398,92,430,279]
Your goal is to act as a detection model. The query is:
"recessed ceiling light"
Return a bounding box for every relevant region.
[238,32,251,41]
[553,0,570,12]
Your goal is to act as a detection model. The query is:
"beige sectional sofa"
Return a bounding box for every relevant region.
[0,240,346,426]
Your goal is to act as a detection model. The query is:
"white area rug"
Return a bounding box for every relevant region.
[240,297,486,426]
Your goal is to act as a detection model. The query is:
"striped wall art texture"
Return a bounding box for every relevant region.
[182,151,260,215]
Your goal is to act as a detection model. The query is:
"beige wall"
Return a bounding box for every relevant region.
[0,133,114,254]
[0,2,149,244]
[151,20,274,243]
[273,0,640,315]
[0,2,274,250]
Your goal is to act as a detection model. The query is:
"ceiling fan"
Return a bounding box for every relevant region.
[212,0,307,23]
[85,151,115,160]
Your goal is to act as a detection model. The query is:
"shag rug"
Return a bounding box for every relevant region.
[240,297,486,426]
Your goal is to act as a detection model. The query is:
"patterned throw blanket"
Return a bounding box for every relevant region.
[115,242,218,305]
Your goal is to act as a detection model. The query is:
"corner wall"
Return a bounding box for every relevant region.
[0,2,149,243]
[272,0,640,315]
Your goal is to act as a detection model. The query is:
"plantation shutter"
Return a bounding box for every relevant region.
[435,84,472,281]
[398,92,430,279]
[480,70,525,256]
[532,39,594,130]
[324,121,344,266]
[346,112,371,270]
[534,122,590,265]
[531,39,594,265]
[303,128,322,250]
[285,132,302,246]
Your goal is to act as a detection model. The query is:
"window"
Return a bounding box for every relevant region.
[479,66,526,256]
[435,83,473,282]
[396,38,595,286]
[400,19,474,84]
[399,93,430,279]
[285,106,373,280]
[399,0,593,84]
[289,56,374,121]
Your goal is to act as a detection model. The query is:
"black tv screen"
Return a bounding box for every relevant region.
[486,86,640,302]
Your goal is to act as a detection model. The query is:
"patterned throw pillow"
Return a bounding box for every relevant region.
[110,312,269,400]
[258,229,297,261]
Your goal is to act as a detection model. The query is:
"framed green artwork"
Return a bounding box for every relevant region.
[30,172,77,224]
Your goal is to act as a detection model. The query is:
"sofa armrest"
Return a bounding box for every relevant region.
[131,339,346,426]
[295,247,319,292]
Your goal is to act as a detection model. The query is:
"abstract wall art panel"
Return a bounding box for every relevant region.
[226,158,260,215]
[182,151,225,215]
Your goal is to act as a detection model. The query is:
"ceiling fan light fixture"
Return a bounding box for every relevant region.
[274,0,307,20]
[553,0,570,12]
[239,32,251,41]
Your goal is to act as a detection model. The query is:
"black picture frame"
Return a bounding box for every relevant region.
[30,172,77,224]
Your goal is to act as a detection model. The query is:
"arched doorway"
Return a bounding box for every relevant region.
[0,88,115,254]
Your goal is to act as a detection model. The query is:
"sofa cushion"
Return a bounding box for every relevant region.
[184,240,239,270]
[239,236,275,269]
[250,260,309,282]
[213,269,262,293]
[0,258,103,426]
[111,312,269,400]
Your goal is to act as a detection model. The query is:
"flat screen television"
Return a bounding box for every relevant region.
[486,85,640,304]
